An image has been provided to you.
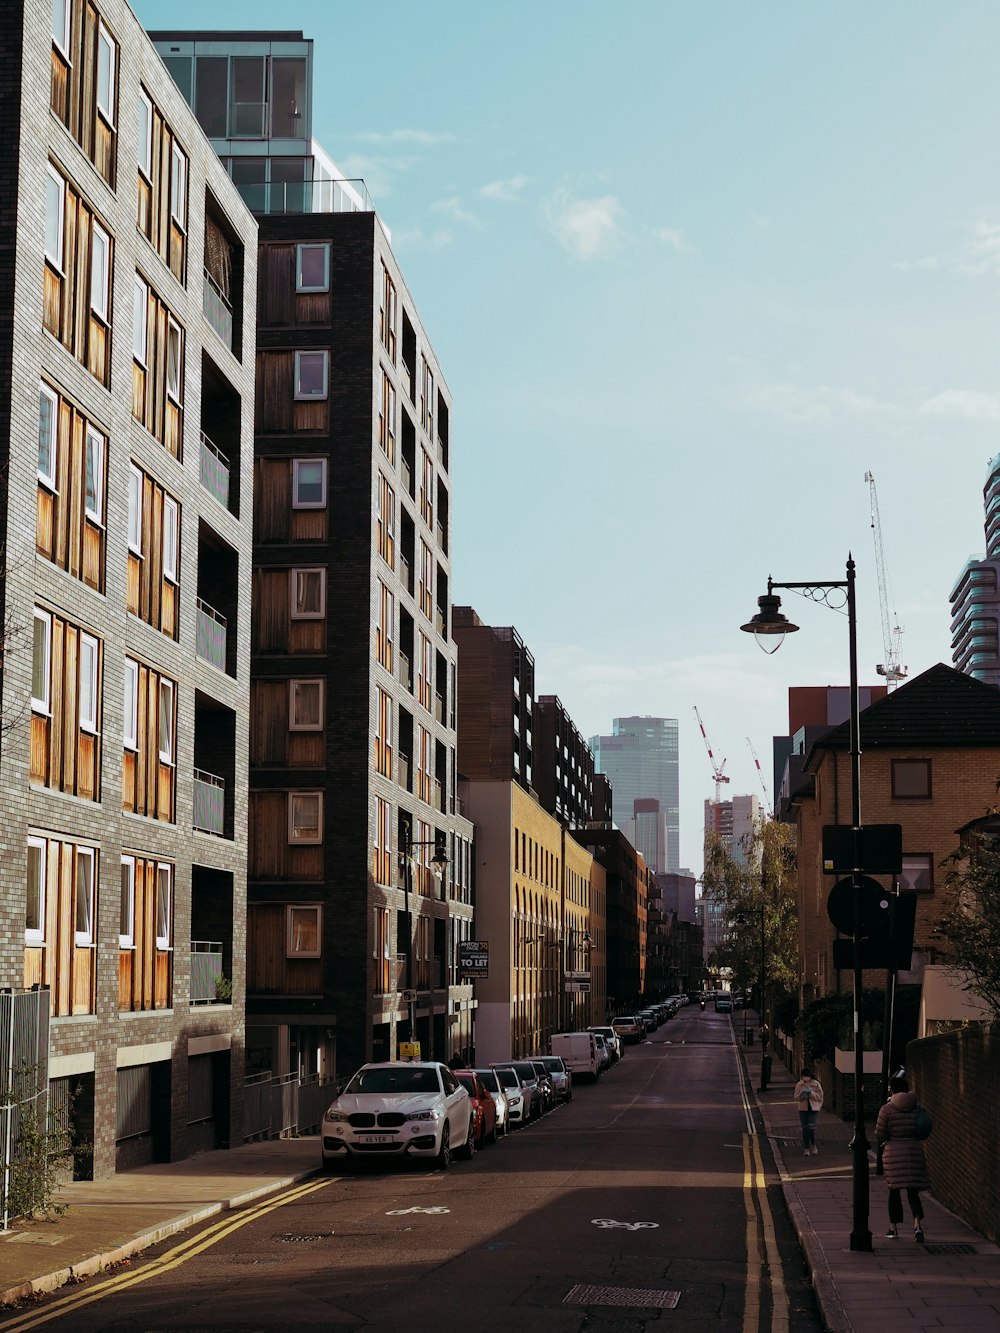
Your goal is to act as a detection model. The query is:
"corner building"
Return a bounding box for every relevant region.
[1,1,257,1175]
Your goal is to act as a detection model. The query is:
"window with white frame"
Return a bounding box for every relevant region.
[32,609,52,714]
[52,0,71,56]
[899,853,933,894]
[133,275,148,364]
[170,142,187,229]
[79,632,99,733]
[166,316,183,402]
[26,837,46,945]
[295,243,330,293]
[291,458,327,508]
[46,165,65,269]
[290,567,325,619]
[127,464,142,553]
[90,220,110,321]
[155,862,172,948]
[75,846,95,946]
[289,679,323,731]
[96,22,116,126]
[84,425,104,522]
[293,349,328,400]
[38,383,58,489]
[119,855,135,948]
[123,657,138,749]
[286,905,321,957]
[158,678,175,764]
[288,792,322,844]
[137,90,153,180]
[162,495,179,582]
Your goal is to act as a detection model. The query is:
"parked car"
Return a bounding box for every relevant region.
[611,1015,644,1044]
[715,994,733,1013]
[533,1055,573,1101]
[473,1067,511,1136]
[321,1062,473,1171]
[637,1009,659,1032]
[456,1070,498,1146]
[491,1065,529,1126]
[494,1061,542,1121]
[591,1033,612,1071]
[587,1025,623,1062]
[551,1031,601,1080]
[528,1060,555,1113]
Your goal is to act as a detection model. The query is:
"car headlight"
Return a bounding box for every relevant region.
[404,1107,442,1122]
[324,1108,349,1123]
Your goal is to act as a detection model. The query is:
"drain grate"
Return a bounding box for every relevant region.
[275,1232,331,1243]
[922,1243,979,1255]
[564,1284,681,1309]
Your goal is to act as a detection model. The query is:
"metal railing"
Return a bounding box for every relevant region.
[196,597,227,671]
[0,988,51,1229]
[243,1070,342,1143]
[231,176,373,217]
[189,941,224,1004]
[199,431,230,510]
[193,768,225,836]
[202,269,233,351]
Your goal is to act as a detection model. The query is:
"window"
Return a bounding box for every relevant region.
[380,264,397,361]
[420,449,434,528]
[377,474,395,567]
[46,165,65,269]
[158,679,175,763]
[26,838,47,945]
[75,846,95,946]
[119,856,135,948]
[127,465,142,552]
[32,609,52,714]
[288,792,322,844]
[418,632,432,710]
[899,854,933,894]
[375,687,393,777]
[290,567,325,619]
[170,142,187,228]
[166,316,183,402]
[162,496,178,582]
[133,276,148,365]
[289,679,323,731]
[96,22,116,126]
[84,425,104,522]
[296,243,330,293]
[155,863,172,948]
[52,0,71,56]
[294,350,328,400]
[892,759,931,799]
[123,657,138,749]
[38,384,58,489]
[137,90,153,180]
[379,370,396,463]
[286,905,321,958]
[373,797,391,886]
[421,358,434,437]
[292,458,327,508]
[375,581,394,671]
[79,633,99,733]
[90,221,110,321]
[419,540,433,619]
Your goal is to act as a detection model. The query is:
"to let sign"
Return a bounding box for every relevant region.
[459,941,489,979]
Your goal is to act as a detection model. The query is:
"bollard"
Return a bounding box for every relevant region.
[758,1054,772,1092]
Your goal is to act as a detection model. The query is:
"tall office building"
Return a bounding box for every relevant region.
[703,793,761,860]
[152,32,475,1078]
[950,452,1000,686]
[1,0,257,1175]
[590,716,680,872]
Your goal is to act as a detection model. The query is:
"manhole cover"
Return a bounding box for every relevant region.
[922,1243,979,1255]
[564,1284,681,1309]
[275,1233,331,1243]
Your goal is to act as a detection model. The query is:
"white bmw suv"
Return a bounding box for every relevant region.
[321,1062,473,1170]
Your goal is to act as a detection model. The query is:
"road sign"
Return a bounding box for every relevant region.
[826,876,891,938]
[399,1041,421,1060]
[821,824,903,875]
[564,981,591,992]
[459,940,489,979]
[401,988,418,1002]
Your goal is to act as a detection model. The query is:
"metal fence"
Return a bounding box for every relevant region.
[0,988,51,1230]
[242,1070,341,1144]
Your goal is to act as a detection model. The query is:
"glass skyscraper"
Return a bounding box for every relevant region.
[590,717,680,872]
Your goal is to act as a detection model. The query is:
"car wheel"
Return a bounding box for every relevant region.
[435,1123,451,1171]
[460,1116,476,1160]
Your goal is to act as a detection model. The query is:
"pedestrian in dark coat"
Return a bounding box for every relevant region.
[874,1074,931,1241]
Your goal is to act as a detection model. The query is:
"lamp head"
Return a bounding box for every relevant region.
[740,592,799,655]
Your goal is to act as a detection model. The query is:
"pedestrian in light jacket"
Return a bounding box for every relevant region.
[875,1074,931,1241]
[793,1067,824,1155]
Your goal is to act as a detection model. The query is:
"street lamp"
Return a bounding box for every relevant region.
[398,833,448,1055]
[740,555,872,1254]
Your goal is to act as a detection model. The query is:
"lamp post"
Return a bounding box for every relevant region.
[741,554,872,1254]
[398,833,448,1055]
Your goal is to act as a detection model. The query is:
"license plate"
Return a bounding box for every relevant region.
[357,1134,393,1145]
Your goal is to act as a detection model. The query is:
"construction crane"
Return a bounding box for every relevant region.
[864,470,907,690]
[746,737,770,816]
[693,706,730,804]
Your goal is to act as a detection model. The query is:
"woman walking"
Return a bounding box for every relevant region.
[874,1074,931,1241]
[793,1067,824,1155]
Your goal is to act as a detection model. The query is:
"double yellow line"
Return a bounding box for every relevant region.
[1,1176,333,1332]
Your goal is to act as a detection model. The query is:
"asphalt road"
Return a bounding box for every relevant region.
[3,1008,822,1333]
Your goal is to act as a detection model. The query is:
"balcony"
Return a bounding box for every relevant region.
[190,941,225,1004]
[199,431,230,510]
[196,597,227,671]
[202,269,233,351]
[231,176,373,217]
[193,768,225,836]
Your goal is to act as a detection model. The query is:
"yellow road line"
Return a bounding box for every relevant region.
[750,1131,790,1333]
[742,1135,761,1333]
[0,1176,334,1332]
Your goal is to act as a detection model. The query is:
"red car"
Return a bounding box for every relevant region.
[456,1070,498,1147]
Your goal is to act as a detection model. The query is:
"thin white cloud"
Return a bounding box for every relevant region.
[392,225,455,251]
[920,390,1000,424]
[954,220,1000,277]
[651,226,691,251]
[543,188,627,262]
[479,175,531,201]
[432,195,483,229]
[353,128,457,147]
[739,381,900,427]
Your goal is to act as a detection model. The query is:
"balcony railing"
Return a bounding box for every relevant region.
[196,597,227,671]
[202,269,233,351]
[190,941,224,1003]
[231,176,373,217]
[193,768,225,836]
[198,431,230,510]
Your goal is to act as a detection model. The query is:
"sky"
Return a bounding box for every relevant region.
[134,0,1000,873]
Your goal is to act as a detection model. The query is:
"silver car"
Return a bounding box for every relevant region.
[534,1054,573,1101]
[473,1067,511,1135]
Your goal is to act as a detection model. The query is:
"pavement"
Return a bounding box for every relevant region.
[0,1031,995,1330]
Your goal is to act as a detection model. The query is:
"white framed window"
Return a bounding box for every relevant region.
[79,632,99,733]
[289,679,323,731]
[162,495,179,582]
[52,0,71,58]
[127,464,142,553]
[96,22,116,127]
[291,458,327,509]
[38,383,58,490]
[286,904,321,958]
[290,567,326,620]
[155,863,172,949]
[123,657,138,750]
[293,349,328,400]
[170,142,187,229]
[45,165,65,270]
[26,837,47,945]
[295,243,330,293]
[158,678,175,764]
[166,316,183,402]
[75,846,95,947]
[288,792,322,844]
[90,220,110,321]
[119,855,135,949]
[133,275,148,365]
[137,90,153,180]
[32,609,52,715]
[84,425,104,523]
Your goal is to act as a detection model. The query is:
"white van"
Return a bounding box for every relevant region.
[550,1031,601,1081]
